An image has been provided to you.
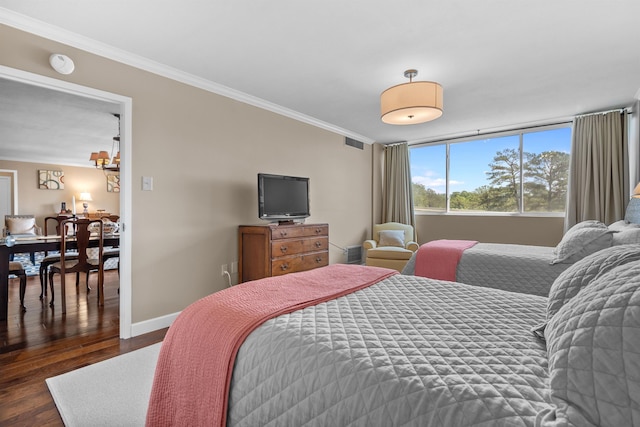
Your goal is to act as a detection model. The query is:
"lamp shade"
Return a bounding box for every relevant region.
[381,81,443,125]
[79,192,92,202]
[633,182,640,198]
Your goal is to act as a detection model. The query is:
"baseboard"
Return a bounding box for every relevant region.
[130,311,181,337]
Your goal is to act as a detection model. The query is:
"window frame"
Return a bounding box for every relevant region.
[410,122,572,217]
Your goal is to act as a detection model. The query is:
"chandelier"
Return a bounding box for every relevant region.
[90,113,120,172]
[380,69,443,125]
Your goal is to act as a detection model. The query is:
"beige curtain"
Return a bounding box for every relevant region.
[382,143,415,233]
[565,111,628,230]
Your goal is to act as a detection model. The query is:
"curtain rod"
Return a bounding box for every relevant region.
[575,107,630,118]
[408,120,572,146]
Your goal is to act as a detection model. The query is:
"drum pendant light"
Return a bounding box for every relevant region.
[381,69,443,125]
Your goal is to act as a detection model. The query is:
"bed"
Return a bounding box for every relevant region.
[146,244,640,427]
[402,213,640,297]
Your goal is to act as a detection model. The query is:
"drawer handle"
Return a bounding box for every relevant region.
[314,241,322,248]
[315,257,322,263]
[280,231,288,237]
[280,245,288,253]
[280,263,289,271]
[315,228,322,234]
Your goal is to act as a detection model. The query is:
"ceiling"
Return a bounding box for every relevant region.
[1,1,639,167]
[0,78,119,167]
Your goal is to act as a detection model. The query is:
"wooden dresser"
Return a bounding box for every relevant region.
[238,223,329,283]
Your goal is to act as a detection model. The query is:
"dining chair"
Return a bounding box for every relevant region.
[39,216,79,300]
[8,261,27,312]
[48,218,105,313]
[84,218,119,290]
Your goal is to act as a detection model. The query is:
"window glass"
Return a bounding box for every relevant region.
[410,144,446,212]
[522,128,571,212]
[450,135,520,212]
[409,125,571,215]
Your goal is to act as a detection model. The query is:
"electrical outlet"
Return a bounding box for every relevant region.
[221,264,228,276]
[231,261,238,274]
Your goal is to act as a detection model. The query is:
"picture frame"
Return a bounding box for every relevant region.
[38,169,64,190]
[106,174,120,193]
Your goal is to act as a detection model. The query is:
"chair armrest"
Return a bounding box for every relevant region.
[363,240,377,250]
[406,241,419,252]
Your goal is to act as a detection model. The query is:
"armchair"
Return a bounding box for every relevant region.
[3,215,43,264]
[363,222,418,272]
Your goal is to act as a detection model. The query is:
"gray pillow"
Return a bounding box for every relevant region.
[378,230,405,247]
[608,219,640,232]
[539,260,640,426]
[612,228,640,246]
[551,225,612,264]
[547,244,640,320]
[569,219,607,231]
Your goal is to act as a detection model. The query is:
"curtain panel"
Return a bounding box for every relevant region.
[382,143,416,234]
[565,111,628,230]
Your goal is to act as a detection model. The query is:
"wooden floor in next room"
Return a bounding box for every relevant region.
[0,270,167,426]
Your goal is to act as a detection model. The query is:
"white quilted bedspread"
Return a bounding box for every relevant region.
[228,274,551,426]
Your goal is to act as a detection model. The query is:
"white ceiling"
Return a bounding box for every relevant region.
[1,1,639,167]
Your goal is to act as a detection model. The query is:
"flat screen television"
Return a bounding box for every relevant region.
[258,173,310,222]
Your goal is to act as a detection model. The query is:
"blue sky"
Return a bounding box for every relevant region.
[410,127,572,193]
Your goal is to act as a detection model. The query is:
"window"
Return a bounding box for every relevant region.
[410,125,571,214]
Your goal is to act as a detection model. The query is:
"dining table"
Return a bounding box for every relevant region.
[0,234,120,321]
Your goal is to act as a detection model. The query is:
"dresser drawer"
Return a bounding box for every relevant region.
[271,224,328,240]
[271,237,328,257]
[271,251,328,276]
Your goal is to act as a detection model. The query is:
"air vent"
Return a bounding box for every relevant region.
[345,245,362,264]
[345,137,364,150]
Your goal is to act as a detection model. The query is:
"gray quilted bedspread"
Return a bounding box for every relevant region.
[456,244,570,297]
[404,243,570,297]
[228,274,550,426]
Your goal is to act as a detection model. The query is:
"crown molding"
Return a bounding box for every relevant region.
[0,8,374,144]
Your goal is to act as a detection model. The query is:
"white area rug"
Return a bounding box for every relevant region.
[46,342,161,426]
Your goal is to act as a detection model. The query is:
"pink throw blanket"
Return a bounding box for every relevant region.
[414,239,478,281]
[145,264,397,427]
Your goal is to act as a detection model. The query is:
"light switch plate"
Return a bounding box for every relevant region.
[142,176,153,191]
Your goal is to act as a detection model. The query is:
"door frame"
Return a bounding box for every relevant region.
[0,65,134,338]
[0,170,18,216]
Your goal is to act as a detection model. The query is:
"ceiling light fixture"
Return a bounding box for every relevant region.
[90,113,120,172]
[380,69,443,125]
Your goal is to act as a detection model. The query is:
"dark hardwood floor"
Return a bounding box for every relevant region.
[0,270,167,426]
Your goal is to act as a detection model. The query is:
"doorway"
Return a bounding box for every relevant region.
[0,65,133,338]
[0,171,16,218]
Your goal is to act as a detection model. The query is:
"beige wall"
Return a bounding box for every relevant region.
[1,25,373,324]
[0,160,119,229]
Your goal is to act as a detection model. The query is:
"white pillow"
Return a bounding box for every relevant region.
[551,226,612,264]
[378,230,405,247]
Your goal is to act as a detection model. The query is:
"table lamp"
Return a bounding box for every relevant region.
[79,192,92,215]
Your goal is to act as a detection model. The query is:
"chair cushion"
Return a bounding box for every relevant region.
[8,261,25,272]
[378,230,405,247]
[6,216,37,235]
[366,246,414,260]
